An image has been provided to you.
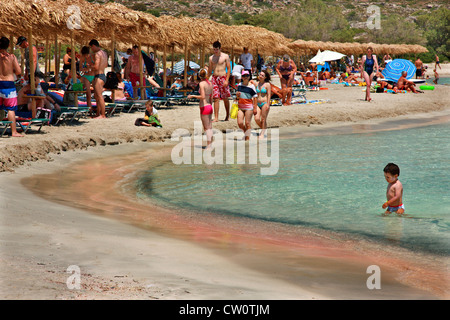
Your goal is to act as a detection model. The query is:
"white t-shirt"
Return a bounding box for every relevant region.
[240,53,253,70]
[232,64,244,78]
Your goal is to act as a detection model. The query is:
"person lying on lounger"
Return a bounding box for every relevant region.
[376,80,394,90]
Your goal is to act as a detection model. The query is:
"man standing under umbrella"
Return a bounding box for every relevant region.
[89,39,108,119]
[208,41,231,122]
[16,36,40,82]
[240,47,253,78]
[125,45,144,99]
[0,37,23,137]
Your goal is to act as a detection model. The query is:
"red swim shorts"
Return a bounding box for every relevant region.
[212,75,231,100]
[129,72,141,87]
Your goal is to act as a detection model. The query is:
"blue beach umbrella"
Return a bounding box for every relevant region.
[381,59,416,82]
[172,60,200,74]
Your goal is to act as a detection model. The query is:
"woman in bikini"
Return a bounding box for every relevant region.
[188,68,213,149]
[254,70,272,139]
[276,54,297,105]
[360,46,379,102]
[79,46,95,112]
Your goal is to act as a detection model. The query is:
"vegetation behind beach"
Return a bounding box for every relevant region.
[92,0,448,62]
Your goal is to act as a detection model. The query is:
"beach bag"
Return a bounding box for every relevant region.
[63,89,76,106]
[35,107,52,123]
[104,72,119,90]
[230,101,239,119]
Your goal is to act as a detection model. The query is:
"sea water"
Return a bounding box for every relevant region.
[426,77,450,85]
[136,122,450,256]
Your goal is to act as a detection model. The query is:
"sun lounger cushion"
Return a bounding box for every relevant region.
[47,91,96,107]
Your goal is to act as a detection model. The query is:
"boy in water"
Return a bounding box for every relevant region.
[382,163,404,214]
[433,69,439,85]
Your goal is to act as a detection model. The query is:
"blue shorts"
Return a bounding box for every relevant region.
[387,204,405,212]
[0,81,18,112]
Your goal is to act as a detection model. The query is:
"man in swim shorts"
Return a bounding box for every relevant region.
[89,39,108,119]
[415,58,423,79]
[207,41,231,122]
[16,36,40,82]
[125,45,144,99]
[0,37,23,137]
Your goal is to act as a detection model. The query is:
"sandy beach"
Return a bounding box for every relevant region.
[0,65,449,300]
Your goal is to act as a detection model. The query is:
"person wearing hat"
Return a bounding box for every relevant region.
[16,36,40,81]
[276,54,297,105]
[236,69,257,141]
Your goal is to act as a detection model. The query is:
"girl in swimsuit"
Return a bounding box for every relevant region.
[236,70,257,141]
[254,70,272,139]
[360,46,379,102]
[79,46,95,111]
[276,54,297,105]
[188,68,213,149]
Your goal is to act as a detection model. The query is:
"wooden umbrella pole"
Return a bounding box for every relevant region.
[28,28,37,119]
[231,46,234,67]
[163,43,167,97]
[54,35,59,85]
[57,42,61,85]
[171,45,175,71]
[200,45,205,68]
[48,41,52,76]
[183,42,188,89]
[28,28,35,94]
[45,38,49,76]
[111,32,115,72]
[71,31,76,85]
[138,41,146,100]
[111,32,116,102]
[9,35,14,54]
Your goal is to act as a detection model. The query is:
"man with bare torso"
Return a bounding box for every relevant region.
[0,37,23,137]
[415,58,423,79]
[207,41,231,122]
[89,39,108,119]
[16,36,39,82]
[397,71,419,93]
[125,45,143,99]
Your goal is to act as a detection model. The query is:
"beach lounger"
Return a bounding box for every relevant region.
[125,102,146,113]
[0,121,12,137]
[16,118,50,133]
[55,106,90,125]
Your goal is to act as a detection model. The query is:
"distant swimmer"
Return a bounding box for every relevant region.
[382,163,404,215]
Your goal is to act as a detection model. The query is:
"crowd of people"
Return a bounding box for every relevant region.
[0,36,443,140]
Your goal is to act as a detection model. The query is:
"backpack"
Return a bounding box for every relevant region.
[104,71,119,90]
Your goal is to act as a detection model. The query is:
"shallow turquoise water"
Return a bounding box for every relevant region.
[426,77,450,85]
[136,123,450,255]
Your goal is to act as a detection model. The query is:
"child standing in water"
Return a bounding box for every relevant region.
[188,68,213,149]
[433,69,439,85]
[382,163,405,214]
